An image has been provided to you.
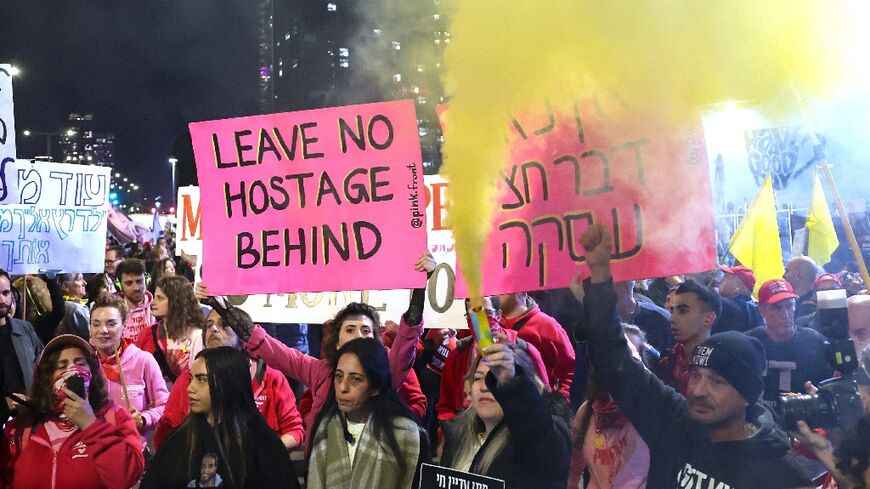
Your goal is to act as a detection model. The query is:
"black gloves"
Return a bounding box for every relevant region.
[403,287,426,326]
[204,296,254,342]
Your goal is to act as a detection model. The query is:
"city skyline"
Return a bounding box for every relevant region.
[0,1,262,207]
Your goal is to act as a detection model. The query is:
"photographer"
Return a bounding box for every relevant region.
[794,350,870,488]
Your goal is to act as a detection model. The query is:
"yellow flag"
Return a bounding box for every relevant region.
[728,175,783,296]
[806,172,839,266]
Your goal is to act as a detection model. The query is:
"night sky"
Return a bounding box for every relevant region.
[0,1,262,202]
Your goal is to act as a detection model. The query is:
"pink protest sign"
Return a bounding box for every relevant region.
[454,100,716,296]
[189,100,427,295]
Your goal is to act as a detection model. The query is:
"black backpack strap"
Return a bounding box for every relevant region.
[255,358,267,384]
[150,323,177,382]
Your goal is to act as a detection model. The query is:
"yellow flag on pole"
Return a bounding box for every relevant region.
[806,171,839,266]
[728,175,783,296]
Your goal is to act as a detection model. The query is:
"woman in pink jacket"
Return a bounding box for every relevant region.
[89,293,169,442]
[0,334,144,489]
[196,252,434,443]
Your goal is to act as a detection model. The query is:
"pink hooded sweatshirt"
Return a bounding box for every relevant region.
[99,343,169,441]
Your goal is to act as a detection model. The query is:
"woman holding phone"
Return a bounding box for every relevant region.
[0,334,144,488]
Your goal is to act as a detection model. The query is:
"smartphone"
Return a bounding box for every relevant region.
[66,375,86,399]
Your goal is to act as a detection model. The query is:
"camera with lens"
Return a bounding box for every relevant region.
[817,289,858,376]
[777,377,864,430]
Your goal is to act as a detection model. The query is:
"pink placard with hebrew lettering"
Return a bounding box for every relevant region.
[453,100,717,296]
[189,100,427,295]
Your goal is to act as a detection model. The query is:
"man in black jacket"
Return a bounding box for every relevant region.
[577,223,812,489]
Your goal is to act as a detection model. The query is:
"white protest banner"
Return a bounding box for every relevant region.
[0,65,16,168]
[0,160,110,273]
[178,178,467,328]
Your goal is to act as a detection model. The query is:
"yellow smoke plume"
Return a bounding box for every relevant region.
[440,0,857,297]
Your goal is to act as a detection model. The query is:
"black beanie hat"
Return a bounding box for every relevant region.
[689,331,766,405]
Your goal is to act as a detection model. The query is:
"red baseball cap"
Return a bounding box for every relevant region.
[719,265,756,291]
[814,273,843,290]
[757,279,799,305]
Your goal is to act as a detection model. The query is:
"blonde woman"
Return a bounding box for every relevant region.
[439,334,571,489]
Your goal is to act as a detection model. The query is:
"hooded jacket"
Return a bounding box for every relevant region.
[100,343,169,437]
[501,306,575,399]
[583,278,812,489]
[120,290,154,341]
[0,403,144,489]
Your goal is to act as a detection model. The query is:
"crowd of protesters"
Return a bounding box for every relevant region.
[0,223,869,489]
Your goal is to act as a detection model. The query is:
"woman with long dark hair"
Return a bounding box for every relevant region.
[136,276,205,382]
[308,338,429,489]
[0,334,144,488]
[195,252,434,442]
[142,347,299,489]
[148,257,176,294]
[439,334,571,489]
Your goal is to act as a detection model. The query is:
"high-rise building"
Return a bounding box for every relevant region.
[60,113,117,167]
[259,0,447,173]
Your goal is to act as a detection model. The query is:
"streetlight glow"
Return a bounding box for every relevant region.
[66,129,76,137]
[9,66,20,77]
[22,130,31,137]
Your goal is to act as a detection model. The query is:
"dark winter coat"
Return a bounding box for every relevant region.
[583,278,812,489]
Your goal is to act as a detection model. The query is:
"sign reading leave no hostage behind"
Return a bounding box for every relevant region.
[189,100,428,295]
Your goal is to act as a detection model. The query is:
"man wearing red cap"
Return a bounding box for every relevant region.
[715,265,764,332]
[746,279,834,403]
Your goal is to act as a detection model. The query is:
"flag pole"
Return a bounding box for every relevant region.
[788,83,870,286]
[816,162,870,286]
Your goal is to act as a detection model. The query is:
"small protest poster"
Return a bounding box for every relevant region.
[417,464,505,489]
[189,100,428,295]
[0,160,110,273]
[453,99,717,296]
[0,65,16,168]
[175,180,467,328]
[176,185,202,257]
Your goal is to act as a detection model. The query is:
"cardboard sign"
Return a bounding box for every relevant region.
[0,65,16,168]
[176,185,202,256]
[0,160,110,273]
[190,100,428,295]
[458,100,716,295]
[418,464,505,489]
[175,182,466,328]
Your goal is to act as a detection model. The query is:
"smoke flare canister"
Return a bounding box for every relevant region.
[468,305,494,355]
